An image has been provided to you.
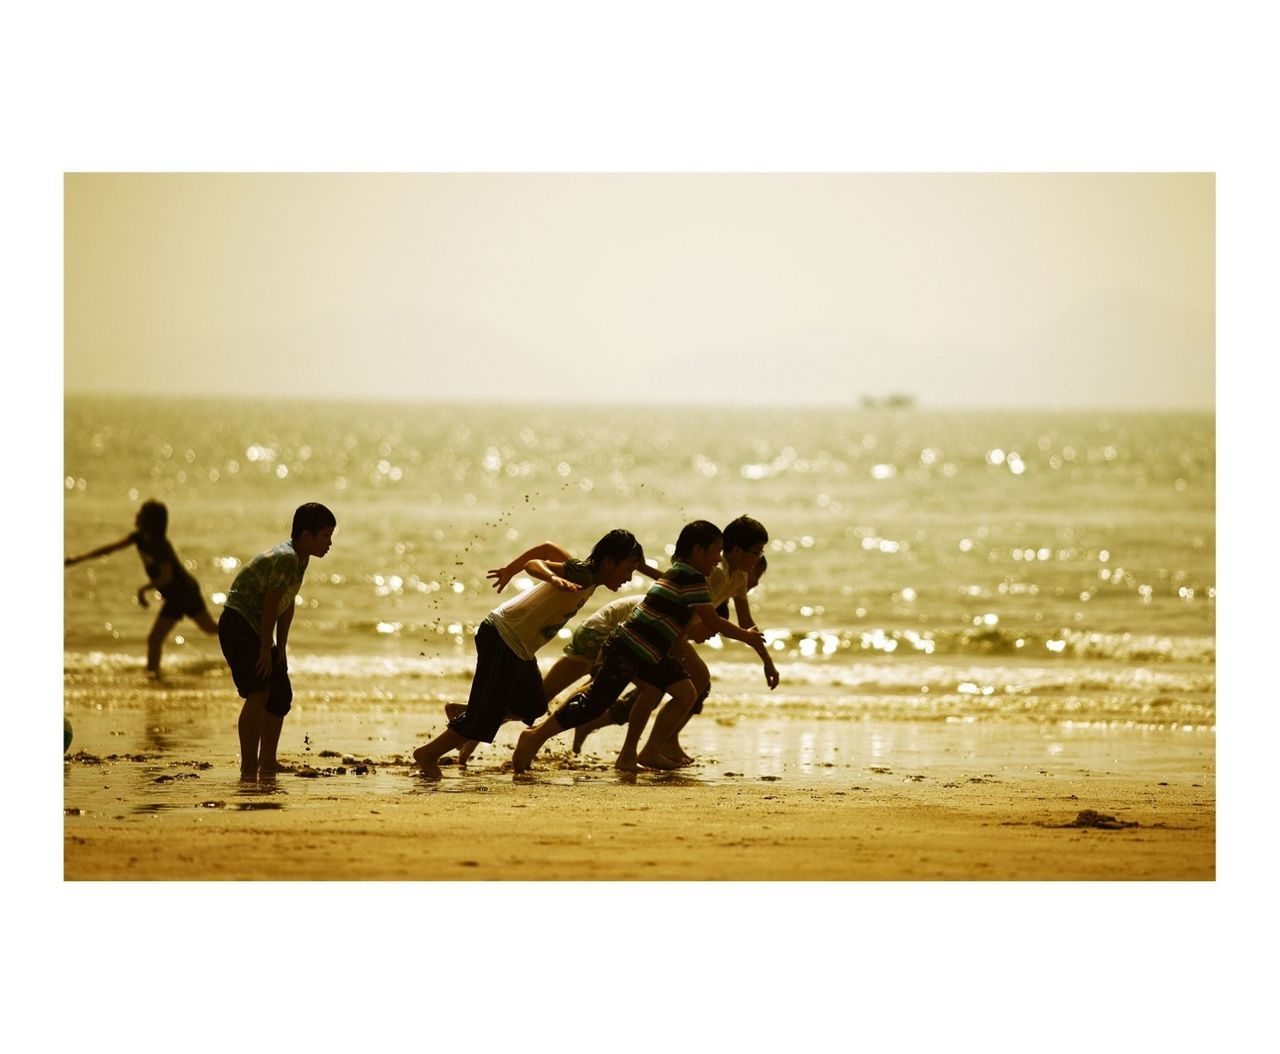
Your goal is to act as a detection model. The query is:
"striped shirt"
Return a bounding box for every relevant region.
[616,560,712,665]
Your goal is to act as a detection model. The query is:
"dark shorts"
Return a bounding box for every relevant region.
[448,619,547,743]
[554,636,691,730]
[218,609,293,717]
[159,580,210,622]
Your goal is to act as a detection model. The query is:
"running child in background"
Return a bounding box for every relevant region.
[570,551,771,762]
[64,499,217,677]
[513,520,776,774]
[412,529,650,780]
[218,502,336,778]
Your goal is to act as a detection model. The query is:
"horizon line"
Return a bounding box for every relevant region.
[62,389,1217,415]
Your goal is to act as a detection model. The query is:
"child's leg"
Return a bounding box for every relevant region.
[571,703,614,753]
[514,648,633,772]
[433,621,533,772]
[512,714,565,772]
[237,690,269,777]
[639,679,697,770]
[456,716,516,766]
[146,614,178,674]
[414,729,471,780]
[615,683,663,771]
[542,656,592,702]
[665,641,710,762]
[257,656,295,773]
[258,711,286,772]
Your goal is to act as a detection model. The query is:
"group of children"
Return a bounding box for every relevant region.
[66,500,778,779]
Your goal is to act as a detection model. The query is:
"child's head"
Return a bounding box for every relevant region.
[723,514,768,573]
[716,555,768,619]
[292,502,337,558]
[135,500,168,539]
[586,528,645,591]
[674,520,723,576]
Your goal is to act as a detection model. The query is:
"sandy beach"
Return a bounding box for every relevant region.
[63,698,1214,881]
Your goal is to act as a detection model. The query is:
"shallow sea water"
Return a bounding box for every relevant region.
[64,396,1215,794]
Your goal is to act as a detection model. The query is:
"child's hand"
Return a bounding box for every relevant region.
[136,586,149,609]
[255,644,273,678]
[487,566,515,592]
[762,660,780,690]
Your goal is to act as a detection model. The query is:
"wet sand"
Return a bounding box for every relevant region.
[63,699,1215,880]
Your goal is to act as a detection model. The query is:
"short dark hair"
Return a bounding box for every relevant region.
[137,500,168,536]
[586,528,644,568]
[674,520,722,560]
[716,554,768,618]
[724,514,768,553]
[292,502,337,541]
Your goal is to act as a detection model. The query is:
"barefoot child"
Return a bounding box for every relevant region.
[513,520,777,774]
[218,502,336,777]
[665,514,776,762]
[572,551,772,761]
[412,529,649,779]
[65,499,218,676]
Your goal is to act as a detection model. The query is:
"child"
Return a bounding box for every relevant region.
[64,499,217,676]
[218,502,336,778]
[665,514,776,762]
[512,520,777,774]
[448,544,655,767]
[571,552,771,761]
[412,529,649,780]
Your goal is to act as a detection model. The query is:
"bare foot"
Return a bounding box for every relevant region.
[614,754,642,773]
[457,739,478,766]
[258,760,295,774]
[239,767,258,781]
[637,748,680,770]
[413,745,443,780]
[512,729,539,773]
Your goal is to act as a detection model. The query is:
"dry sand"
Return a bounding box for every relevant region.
[63,701,1214,880]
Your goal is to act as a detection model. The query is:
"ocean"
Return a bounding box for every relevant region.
[63,395,1215,733]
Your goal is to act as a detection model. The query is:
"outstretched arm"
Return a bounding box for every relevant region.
[65,535,133,567]
[525,559,585,593]
[487,541,573,592]
[690,602,779,689]
[731,594,779,686]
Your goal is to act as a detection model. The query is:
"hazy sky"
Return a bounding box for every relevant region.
[65,173,1214,409]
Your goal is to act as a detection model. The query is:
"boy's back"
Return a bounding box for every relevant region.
[616,561,712,665]
[225,540,308,626]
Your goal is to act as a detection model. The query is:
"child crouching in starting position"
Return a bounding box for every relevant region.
[412,529,650,780]
[513,520,777,774]
[571,552,771,763]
